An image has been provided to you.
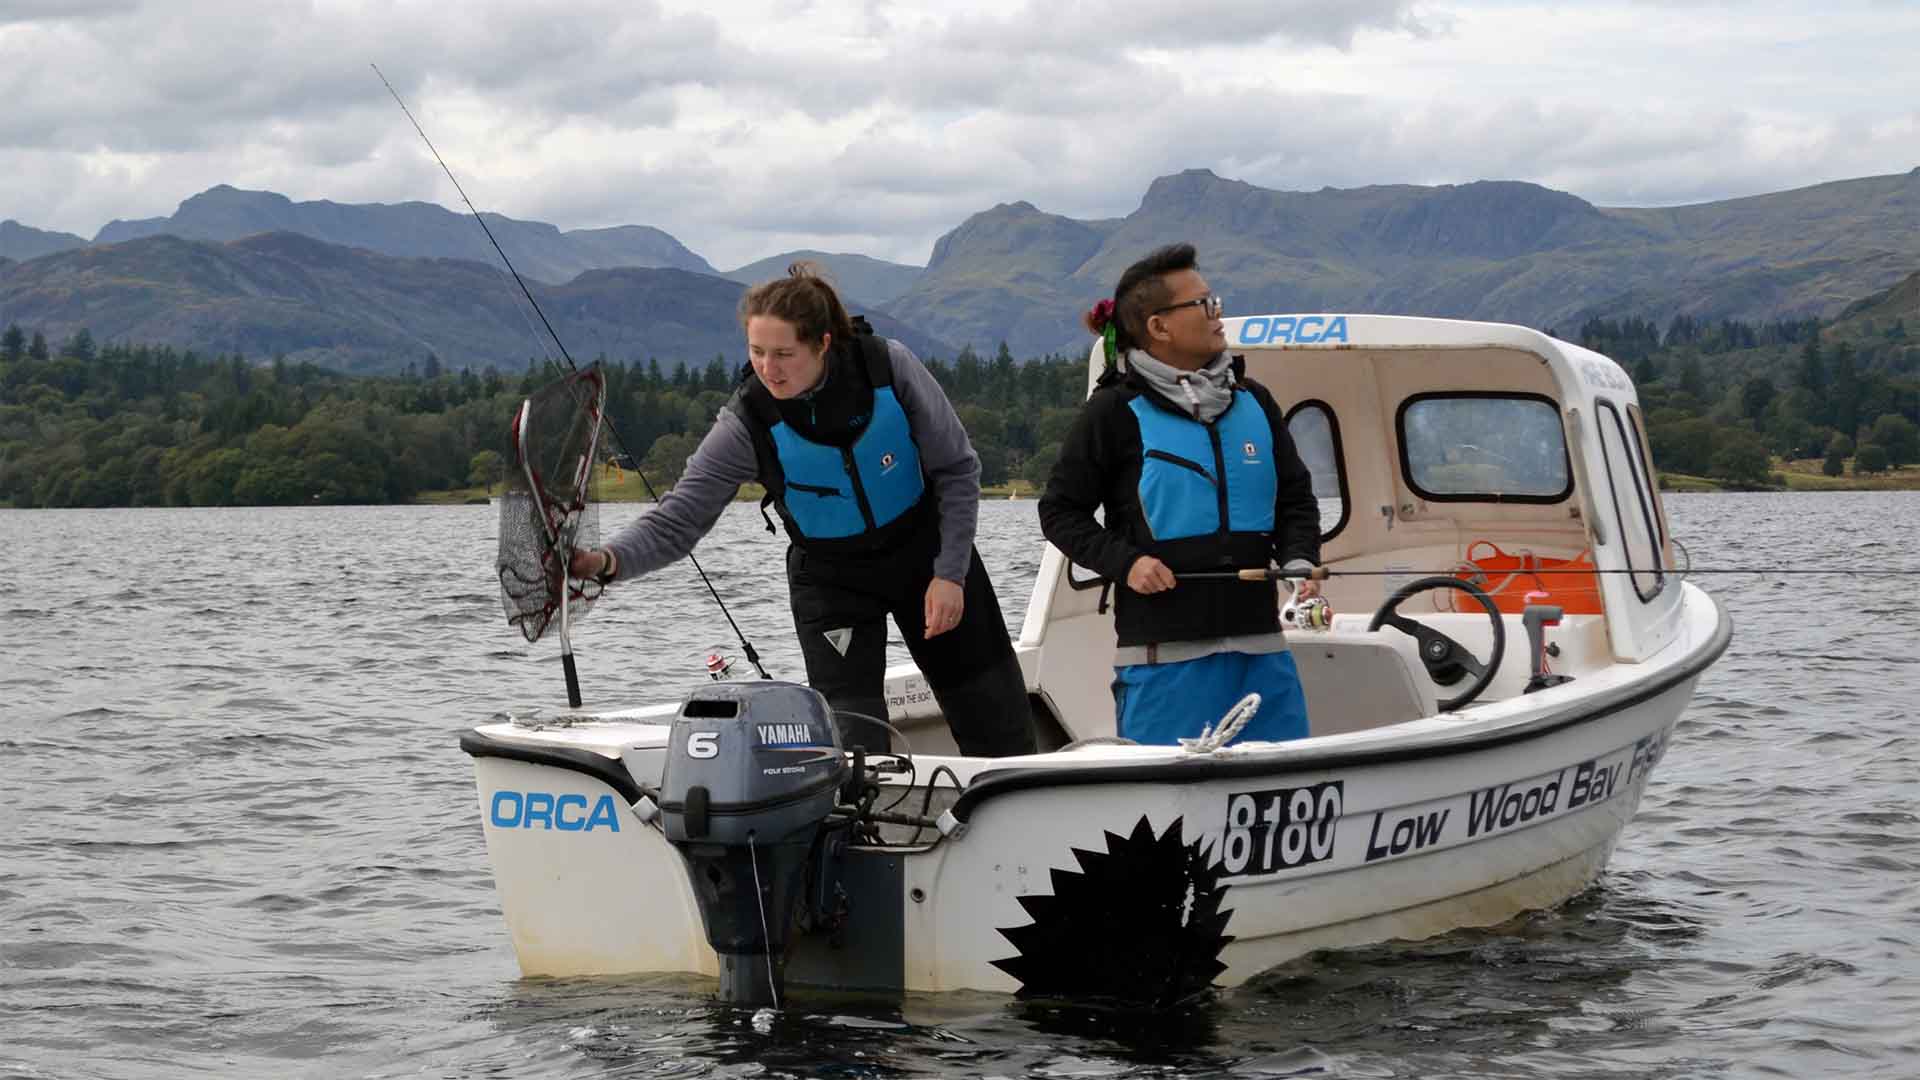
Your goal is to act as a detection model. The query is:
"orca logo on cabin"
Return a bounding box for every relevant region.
[1237,315,1349,346]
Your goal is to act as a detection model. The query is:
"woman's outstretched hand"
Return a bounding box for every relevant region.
[569,547,616,581]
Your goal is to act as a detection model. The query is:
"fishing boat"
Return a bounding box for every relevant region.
[462,313,1732,1006]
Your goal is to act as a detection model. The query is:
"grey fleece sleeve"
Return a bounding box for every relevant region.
[885,339,981,583]
[603,408,759,580]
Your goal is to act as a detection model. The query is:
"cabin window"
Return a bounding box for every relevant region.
[1396,393,1573,503]
[1285,400,1349,540]
[1596,401,1664,600]
[1626,404,1674,566]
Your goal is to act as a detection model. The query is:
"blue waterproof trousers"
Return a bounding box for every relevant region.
[1112,650,1309,745]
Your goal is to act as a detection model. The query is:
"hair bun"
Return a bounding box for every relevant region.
[1084,298,1116,335]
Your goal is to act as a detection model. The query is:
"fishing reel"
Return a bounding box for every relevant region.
[1282,595,1334,631]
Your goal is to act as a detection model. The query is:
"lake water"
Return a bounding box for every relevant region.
[2,494,1916,1079]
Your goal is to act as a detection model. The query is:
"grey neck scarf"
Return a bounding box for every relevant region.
[1125,348,1237,423]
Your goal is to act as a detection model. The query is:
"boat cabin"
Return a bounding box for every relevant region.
[889,315,1688,751]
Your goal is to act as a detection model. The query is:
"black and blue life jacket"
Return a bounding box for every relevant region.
[1107,365,1293,646]
[730,326,928,553]
[1129,388,1278,557]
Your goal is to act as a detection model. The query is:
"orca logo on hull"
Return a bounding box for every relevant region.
[490,790,622,832]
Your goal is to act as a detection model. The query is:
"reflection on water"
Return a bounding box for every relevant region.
[1,494,1917,1078]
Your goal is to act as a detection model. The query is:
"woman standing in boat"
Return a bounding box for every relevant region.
[570,264,1036,757]
[1039,243,1322,745]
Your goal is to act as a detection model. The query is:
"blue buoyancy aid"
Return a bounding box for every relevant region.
[1129,390,1277,544]
[733,332,927,548]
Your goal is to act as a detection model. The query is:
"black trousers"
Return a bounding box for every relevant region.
[786,530,1037,758]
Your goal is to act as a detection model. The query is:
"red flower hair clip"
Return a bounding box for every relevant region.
[1084,298,1119,368]
[1085,298,1116,334]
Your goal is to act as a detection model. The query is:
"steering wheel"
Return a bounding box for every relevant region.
[1366,576,1505,712]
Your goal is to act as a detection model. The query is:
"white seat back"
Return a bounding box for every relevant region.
[1290,630,1437,735]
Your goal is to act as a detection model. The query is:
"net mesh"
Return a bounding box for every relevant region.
[498,367,605,643]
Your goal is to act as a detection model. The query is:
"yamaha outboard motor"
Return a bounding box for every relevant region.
[658,680,848,1005]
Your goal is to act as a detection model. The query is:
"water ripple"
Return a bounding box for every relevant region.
[0,495,1915,1079]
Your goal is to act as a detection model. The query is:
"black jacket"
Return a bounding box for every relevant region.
[1038,360,1321,648]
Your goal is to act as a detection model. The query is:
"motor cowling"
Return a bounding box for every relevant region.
[658,680,847,1005]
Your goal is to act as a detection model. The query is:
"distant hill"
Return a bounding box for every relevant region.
[94,185,716,284]
[1835,269,1920,326]
[885,200,1123,358]
[721,250,924,308]
[0,220,87,261]
[0,232,951,374]
[1820,269,1920,355]
[889,167,1920,357]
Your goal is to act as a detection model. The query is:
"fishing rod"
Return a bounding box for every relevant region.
[1182,566,1920,581]
[373,64,770,680]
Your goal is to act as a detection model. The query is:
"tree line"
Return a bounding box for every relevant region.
[1574,311,1919,485]
[0,329,1094,508]
[2,309,1916,510]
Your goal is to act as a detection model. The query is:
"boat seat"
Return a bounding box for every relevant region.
[1290,629,1437,736]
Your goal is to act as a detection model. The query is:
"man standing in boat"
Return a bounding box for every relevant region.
[1039,243,1322,745]
[570,264,1037,758]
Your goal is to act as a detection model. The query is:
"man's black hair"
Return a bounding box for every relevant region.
[1112,243,1197,353]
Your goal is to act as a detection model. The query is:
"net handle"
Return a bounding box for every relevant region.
[514,396,582,707]
[558,372,606,707]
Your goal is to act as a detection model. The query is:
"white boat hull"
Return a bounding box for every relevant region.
[466,592,1724,998]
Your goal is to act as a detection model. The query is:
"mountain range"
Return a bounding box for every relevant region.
[90,184,715,282]
[0,231,948,374]
[886,168,1920,356]
[1,168,1915,373]
[719,249,923,308]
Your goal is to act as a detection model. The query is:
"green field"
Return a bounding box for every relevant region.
[1661,456,1920,492]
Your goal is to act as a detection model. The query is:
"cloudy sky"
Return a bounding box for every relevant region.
[1,0,1915,269]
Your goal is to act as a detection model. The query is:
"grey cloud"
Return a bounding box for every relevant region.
[702,1,1428,122]
[0,150,122,235]
[0,0,727,152]
[881,47,1178,117]
[827,122,1051,198]
[280,110,407,171]
[0,0,135,24]
[509,139,990,266]
[944,0,1433,52]
[507,153,729,235]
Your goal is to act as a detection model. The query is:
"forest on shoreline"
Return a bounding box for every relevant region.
[1,306,1916,511]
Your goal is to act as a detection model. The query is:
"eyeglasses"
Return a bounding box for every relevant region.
[1152,294,1223,319]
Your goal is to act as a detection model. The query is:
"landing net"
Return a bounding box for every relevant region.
[498,367,605,643]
